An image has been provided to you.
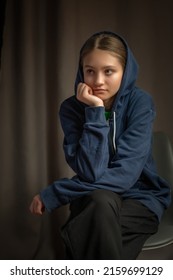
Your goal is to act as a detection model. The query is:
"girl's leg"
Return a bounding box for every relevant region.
[61,191,159,260]
[61,189,122,259]
[120,199,159,259]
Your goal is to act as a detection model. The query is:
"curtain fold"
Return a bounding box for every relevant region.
[0,0,68,259]
[0,0,7,67]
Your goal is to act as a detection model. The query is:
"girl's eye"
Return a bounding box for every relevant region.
[86,69,94,74]
[105,69,113,75]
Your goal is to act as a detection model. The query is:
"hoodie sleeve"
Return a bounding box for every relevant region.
[59,98,110,182]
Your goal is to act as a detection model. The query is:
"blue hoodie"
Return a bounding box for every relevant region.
[40,31,171,221]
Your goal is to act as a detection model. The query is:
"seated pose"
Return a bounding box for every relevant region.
[30,31,171,259]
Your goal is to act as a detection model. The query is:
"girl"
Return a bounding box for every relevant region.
[30,31,171,259]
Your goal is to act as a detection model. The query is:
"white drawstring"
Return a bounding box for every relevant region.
[113,111,116,153]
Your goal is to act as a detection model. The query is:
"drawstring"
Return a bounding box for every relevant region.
[113,111,116,153]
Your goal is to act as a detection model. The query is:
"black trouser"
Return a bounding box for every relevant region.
[61,189,159,260]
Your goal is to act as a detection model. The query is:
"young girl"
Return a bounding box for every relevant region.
[30,31,171,259]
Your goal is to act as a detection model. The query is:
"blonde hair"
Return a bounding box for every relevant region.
[80,33,126,69]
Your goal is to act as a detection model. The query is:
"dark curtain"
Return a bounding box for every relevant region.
[0,0,173,260]
[0,0,6,66]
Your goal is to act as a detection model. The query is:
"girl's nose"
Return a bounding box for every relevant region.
[94,73,104,85]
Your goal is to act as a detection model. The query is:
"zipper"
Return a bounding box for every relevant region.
[108,111,116,156]
[113,111,116,153]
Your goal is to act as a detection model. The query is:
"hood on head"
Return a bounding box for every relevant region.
[74,31,139,108]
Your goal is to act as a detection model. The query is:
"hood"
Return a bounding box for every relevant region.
[74,31,139,110]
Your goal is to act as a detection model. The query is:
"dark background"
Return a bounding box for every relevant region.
[0,0,173,259]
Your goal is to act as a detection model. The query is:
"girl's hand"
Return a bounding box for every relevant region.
[77,83,104,107]
[29,194,45,215]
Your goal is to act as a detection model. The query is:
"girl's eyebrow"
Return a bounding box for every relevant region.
[84,65,117,69]
[84,65,94,68]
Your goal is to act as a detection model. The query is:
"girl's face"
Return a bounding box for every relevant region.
[83,49,124,109]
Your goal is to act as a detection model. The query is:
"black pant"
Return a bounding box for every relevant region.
[61,189,159,260]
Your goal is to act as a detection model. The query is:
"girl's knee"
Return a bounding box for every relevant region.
[88,189,121,218]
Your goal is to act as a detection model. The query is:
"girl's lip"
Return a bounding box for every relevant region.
[93,88,106,91]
